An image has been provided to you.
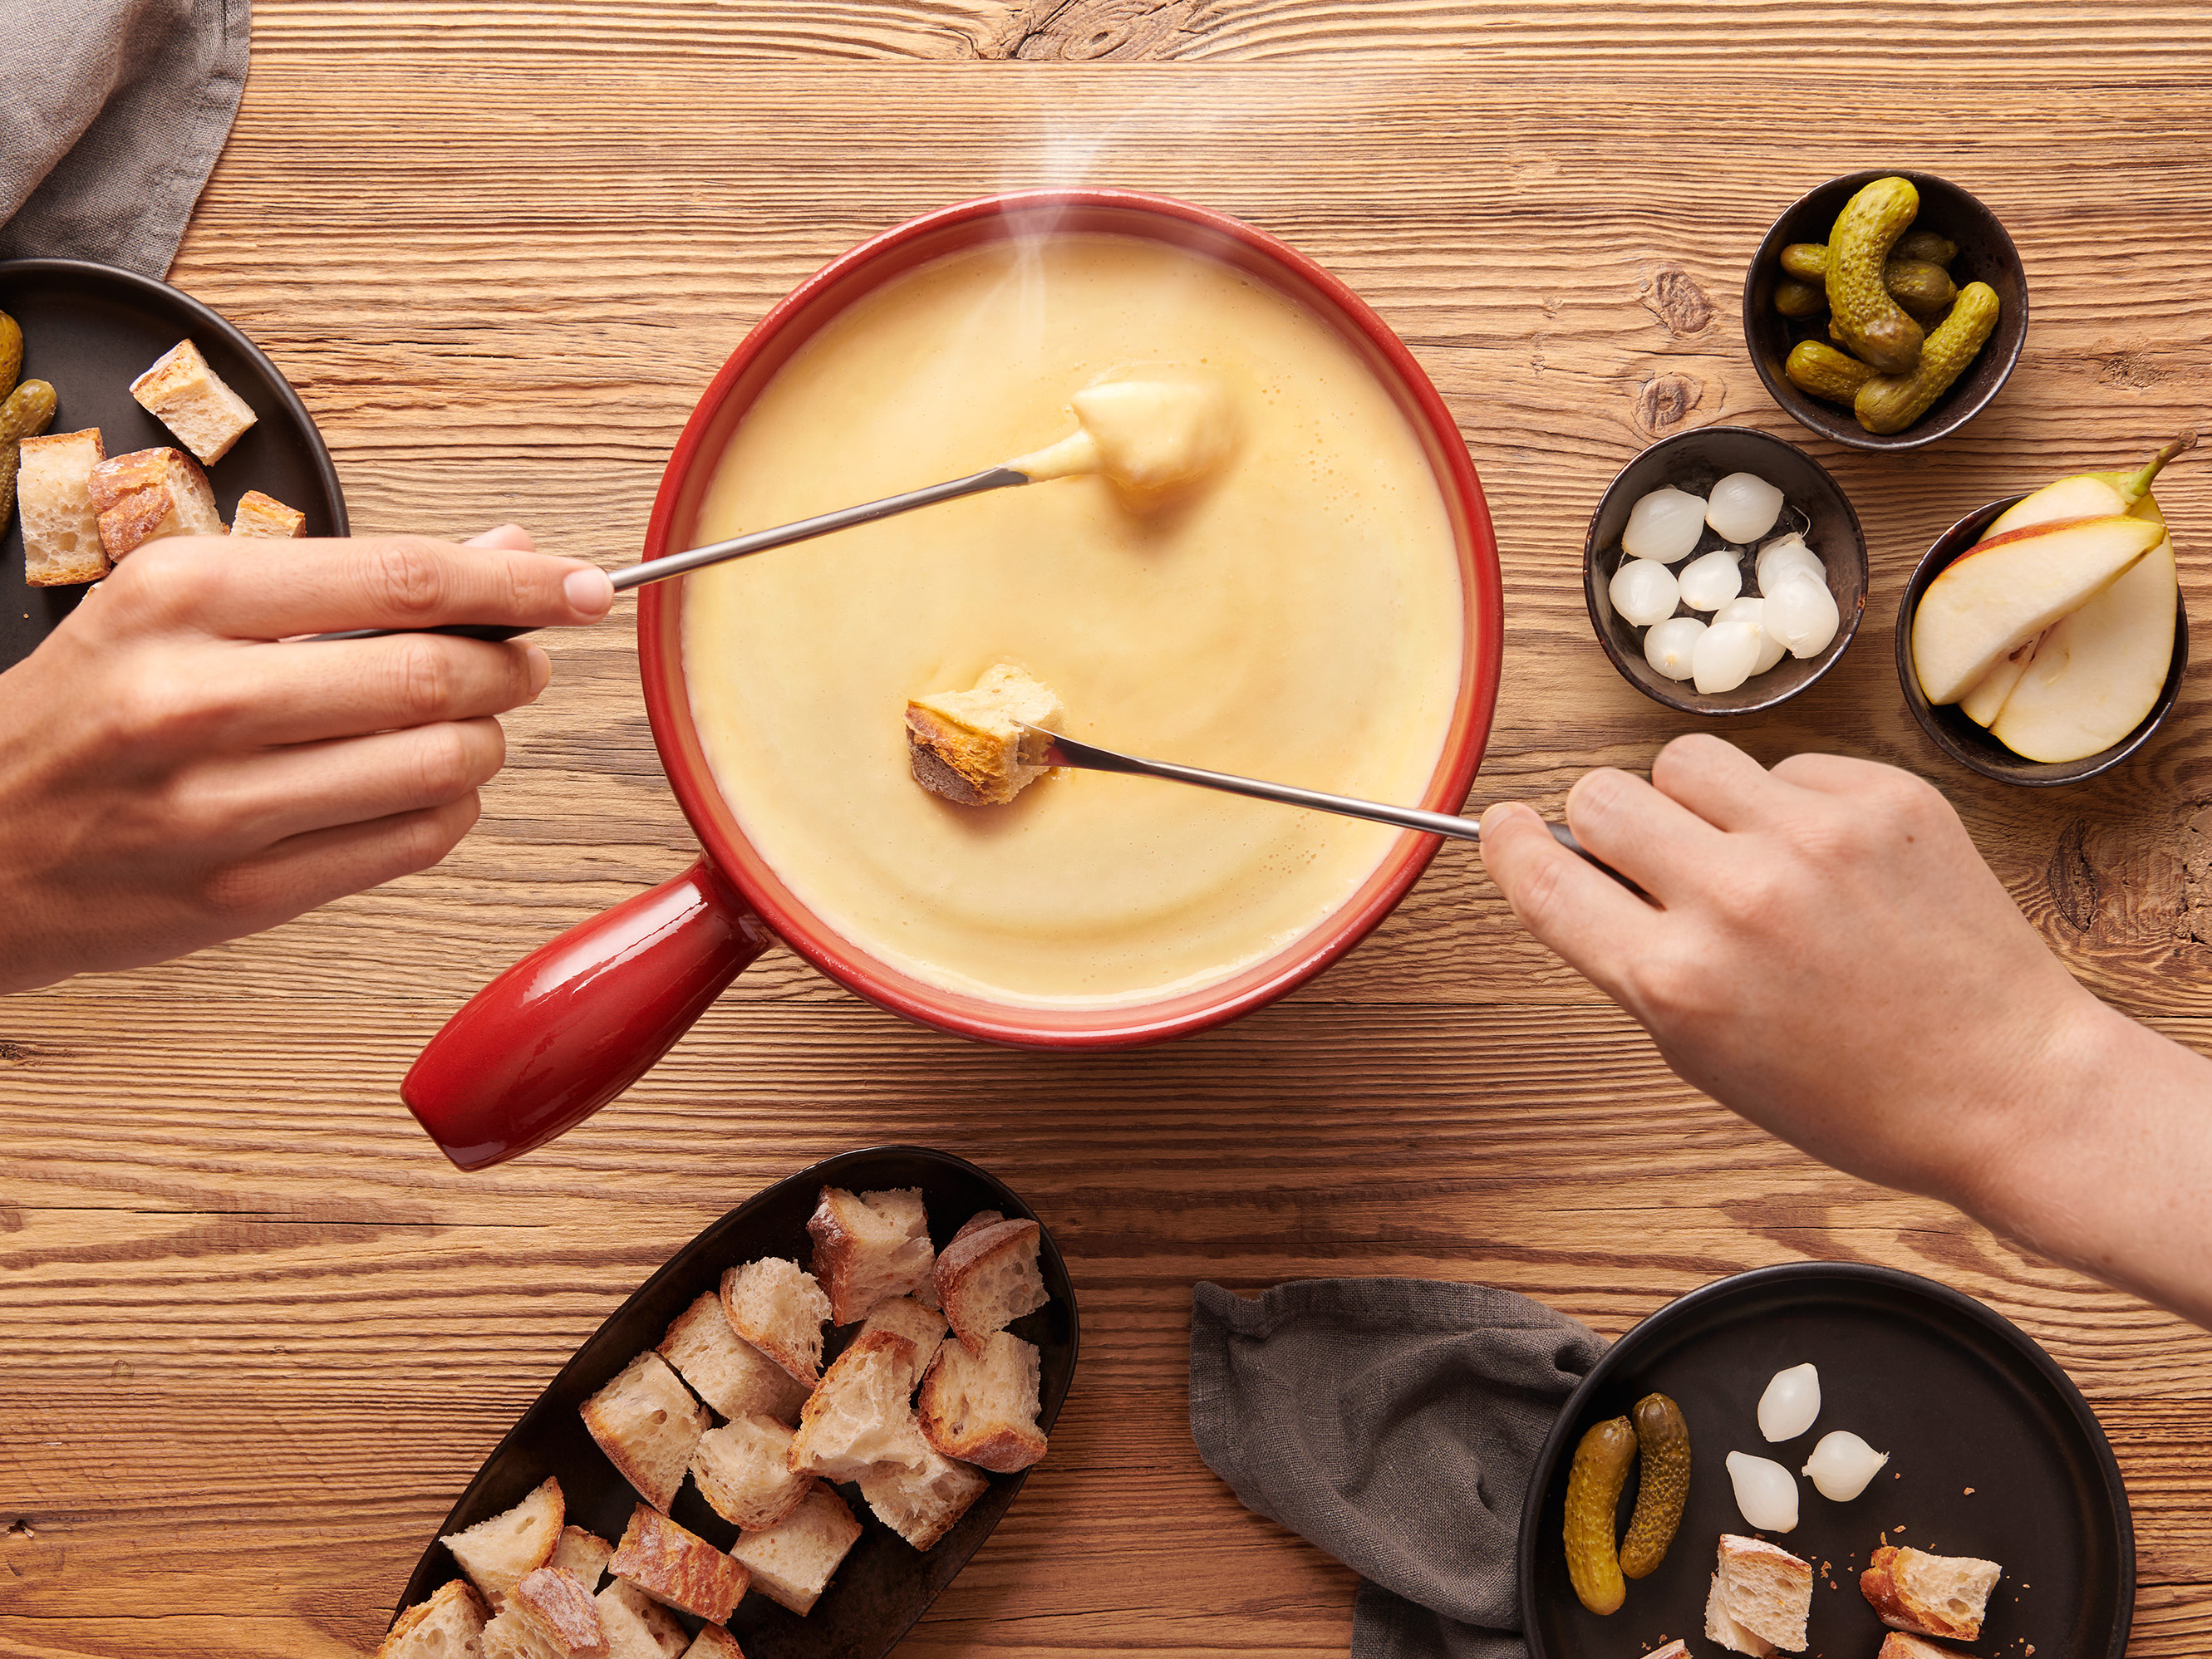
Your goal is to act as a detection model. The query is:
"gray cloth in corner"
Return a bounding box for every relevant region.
[1190,1278,1605,1659]
[0,0,250,277]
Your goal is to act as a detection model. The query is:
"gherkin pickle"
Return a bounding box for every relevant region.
[1826,176,1924,374]
[1895,228,1959,266]
[1782,244,1953,318]
[0,311,19,392]
[1563,1416,1635,1615]
[1774,277,1826,318]
[1619,1394,1691,1578]
[1787,341,1879,405]
[0,377,57,533]
[1855,282,2000,434]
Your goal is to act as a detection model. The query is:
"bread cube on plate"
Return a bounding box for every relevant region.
[788,1328,923,1483]
[858,1412,990,1551]
[130,339,256,464]
[728,1484,863,1617]
[933,1216,1047,1354]
[595,1581,686,1659]
[581,1352,708,1513]
[1861,1544,2003,1641]
[487,1566,608,1658]
[720,1258,831,1386]
[858,1294,947,1391]
[87,445,223,557]
[441,1475,564,1607]
[809,1185,936,1324]
[548,1525,614,1588]
[1879,1637,1968,1659]
[681,1627,745,1659]
[690,1412,811,1531]
[918,1329,1047,1472]
[17,428,108,587]
[607,1503,749,1622]
[376,1578,489,1659]
[1707,1534,1810,1654]
[1639,1644,1689,1659]
[905,662,1063,806]
[659,1291,809,1424]
[230,488,305,538]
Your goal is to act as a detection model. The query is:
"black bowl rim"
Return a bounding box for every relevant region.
[1895,493,2189,786]
[1512,1259,2136,1659]
[1740,169,2029,453]
[1581,425,1870,715]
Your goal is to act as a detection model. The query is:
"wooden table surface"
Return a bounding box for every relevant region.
[8,4,2212,1655]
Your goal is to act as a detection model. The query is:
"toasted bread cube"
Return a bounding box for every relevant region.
[809,1186,936,1324]
[933,1216,1047,1353]
[658,1291,809,1424]
[1861,1545,2002,1642]
[728,1484,862,1617]
[788,1328,923,1483]
[858,1412,990,1551]
[690,1413,812,1531]
[905,663,1063,806]
[1705,1571,1776,1658]
[87,446,223,557]
[595,1581,686,1659]
[377,1578,490,1659]
[230,488,306,538]
[17,428,107,587]
[917,1329,1046,1472]
[720,1258,831,1387]
[1640,1643,1690,1659]
[442,1475,565,1607]
[508,1566,609,1657]
[681,1627,745,1659]
[608,1504,749,1623]
[130,339,256,464]
[1713,1534,1811,1653]
[580,1352,709,1512]
[857,1295,947,1391]
[548,1525,614,1589]
[1877,1638,1964,1659]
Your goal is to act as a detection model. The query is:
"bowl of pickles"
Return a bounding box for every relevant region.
[1743,171,2028,451]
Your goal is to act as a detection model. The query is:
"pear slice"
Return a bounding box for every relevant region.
[1988,532,2178,763]
[1959,633,2042,727]
[1986,434,2191,539]
[1911,513,2165,705]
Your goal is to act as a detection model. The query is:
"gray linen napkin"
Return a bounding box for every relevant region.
[1190,1278,1605,1659]
[0,0,250,276]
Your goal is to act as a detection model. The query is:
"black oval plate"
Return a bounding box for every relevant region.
[393,1145,1079,1655]
[0,257,347,673]
[1518,1263,2132,1659]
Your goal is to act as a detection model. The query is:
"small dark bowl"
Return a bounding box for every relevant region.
[1897,494,2188,785]
[1584,425,1868,714]
[1743,169,2028,451]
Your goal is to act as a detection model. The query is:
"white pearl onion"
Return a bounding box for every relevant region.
[1758,1362,1823,1441]
[1727,1450,1802,1534]
[1802,1431,1890,1501]
[1767,573,1841,659]
[1610,557,1681,627]
[1678,548,1745,612]
[1757,533,1826,595]
[1707,471,1787,544]
[1624,488,1709,564]
[1692,617,1764,694]
[1644,615,1707,680]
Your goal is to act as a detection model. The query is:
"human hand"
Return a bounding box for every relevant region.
[0,527,614,993]
[1477,734,2101,1207]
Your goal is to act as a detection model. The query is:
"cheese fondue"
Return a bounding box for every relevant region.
[684,233,1464,1009]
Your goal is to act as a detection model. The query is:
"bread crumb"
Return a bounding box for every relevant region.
[1964,1486,1974,1495]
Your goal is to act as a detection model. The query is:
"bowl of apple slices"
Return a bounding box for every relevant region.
[1899,437,2190,785]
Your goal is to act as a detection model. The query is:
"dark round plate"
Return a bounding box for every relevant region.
[393,1144,1080,1657]
[1518,1263,2132,1659]
[1,257,347,673]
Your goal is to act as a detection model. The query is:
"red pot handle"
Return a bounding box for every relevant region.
[402,857,770,1170]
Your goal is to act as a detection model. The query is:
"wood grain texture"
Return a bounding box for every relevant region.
[8,7,2212,1658]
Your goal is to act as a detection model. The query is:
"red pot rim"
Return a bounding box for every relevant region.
[637,188,1503,1048]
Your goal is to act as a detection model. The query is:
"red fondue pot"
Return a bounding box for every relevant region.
[403,189,1503,1170]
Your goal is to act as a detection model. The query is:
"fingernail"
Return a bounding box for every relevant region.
[1480,801,1536,837]
[525,645,553,697]
[564,566,615,618]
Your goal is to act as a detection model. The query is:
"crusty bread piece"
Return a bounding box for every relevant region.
[1640,1643,1690,1659]
[933,1217,1048,1354]
[858,1413,990,1551]
[1861,1545,2003,1642]
[442,1476,565,1608]
[594,1582,685,1659]
[377,1578,490,1659]
[1704,1571,1775,1658]
[728,1484,863,1617]
[1714,1534,1810,1653]
[658,1291,809,1424]
[905,663,1064,806]
[509,1567,610,1657]
[548,1526,613,1589]
[482,1608,548,1659]
[789,1328,924,1483]
[809,1186,936,1325]
[17,428,108,587]
[680,1627,745,1659]
[858,1295,947,1391]
[580,1352,709,1512]
[947,1210,1002,1246]
[87,445,223,557]
[690,1412,812,1531]
[130,339,256,464]
[230,488,306,538]
[720,1259,832,1387]
[1878,1636,1967,1659]
[917,1329,1047,1472]
[608,1504,750,1622]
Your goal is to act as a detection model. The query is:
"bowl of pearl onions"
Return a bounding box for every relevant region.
[1583,425,1869,715]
